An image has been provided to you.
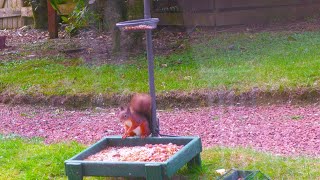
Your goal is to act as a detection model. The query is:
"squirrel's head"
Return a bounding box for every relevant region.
[118,106,131,122]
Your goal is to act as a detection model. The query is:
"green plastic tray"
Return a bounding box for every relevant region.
[65,136,202,179]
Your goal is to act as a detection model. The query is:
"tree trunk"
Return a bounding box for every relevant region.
[97,0,144,54]
[97,0,126,53]
[125,0,144,53]
[30,0,48,29]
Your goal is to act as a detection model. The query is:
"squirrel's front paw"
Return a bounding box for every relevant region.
[122,134,128,139]
[140,134,148,138]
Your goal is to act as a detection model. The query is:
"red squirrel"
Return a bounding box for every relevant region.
[118,93,152,138]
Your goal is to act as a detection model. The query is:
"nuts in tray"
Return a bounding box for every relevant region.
[116,18,159,31]
[122,25,154,31]
[85,143,184,162]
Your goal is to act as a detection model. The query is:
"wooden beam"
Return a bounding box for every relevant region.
[47,0,58,39]
[0,8,21,18]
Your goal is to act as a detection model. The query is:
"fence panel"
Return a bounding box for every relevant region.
[153,0,320,26]
[215,1,320,26]
[0,0,22,29]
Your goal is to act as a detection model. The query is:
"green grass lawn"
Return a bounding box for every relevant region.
[1,136,319,179]
[0,31,319,96]
[0,135,84,180]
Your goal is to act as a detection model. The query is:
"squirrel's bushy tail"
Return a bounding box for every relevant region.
[130,93,152,128]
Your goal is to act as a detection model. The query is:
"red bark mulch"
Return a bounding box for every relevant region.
[0,103,319,157]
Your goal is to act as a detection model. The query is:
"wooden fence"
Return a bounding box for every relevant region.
[1,0,320,29]
[152,0,320,26]
[0,0,24,29]
[0,0,74,29]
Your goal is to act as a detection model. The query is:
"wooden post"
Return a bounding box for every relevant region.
[47,0,58,39]
[0,36,6,49]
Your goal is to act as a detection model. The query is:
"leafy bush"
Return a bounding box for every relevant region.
[51,0,101,35]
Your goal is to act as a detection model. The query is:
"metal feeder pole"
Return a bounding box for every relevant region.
[144,0,159,136]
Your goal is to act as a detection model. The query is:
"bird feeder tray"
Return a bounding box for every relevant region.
[65,136,202,179]
[116,18,159,32]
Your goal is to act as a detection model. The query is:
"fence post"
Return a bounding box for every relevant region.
[47,0,58,39]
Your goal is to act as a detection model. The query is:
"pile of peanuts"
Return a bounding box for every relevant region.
[123,25,154,31]
[85,143,184,162]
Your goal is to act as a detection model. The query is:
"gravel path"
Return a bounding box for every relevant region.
[0,103,319,157]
